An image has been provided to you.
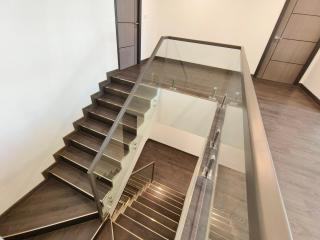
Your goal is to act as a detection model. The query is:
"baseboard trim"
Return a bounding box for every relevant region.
[299,83,320,106]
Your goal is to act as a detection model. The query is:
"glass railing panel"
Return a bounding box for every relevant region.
[90,83,159,217]
[142,38,242,101]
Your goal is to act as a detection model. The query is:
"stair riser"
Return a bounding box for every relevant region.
[145,189,183,209]
[142,193,182,215]
[54,156,114,187]
[110,76,135,88]
[137,197,180,222]
[65,140,122,168]
[104,86,130,99]
[85,109,137,136]
[131,202,178,231]
[74,123,131,150]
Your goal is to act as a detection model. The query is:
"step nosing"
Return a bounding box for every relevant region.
[147,189,184,206]
[69,139,122,163]
[128,207,176,233]
[113,222,143,240]
[121,214,168,240]
[50,172,94,199]
[59,156,114,183]
[150,184,185,201]
[2,211,98,238]
[112,76,135,84]
[79,123,132,145]
[105,85,131,95]
[88,109,137,130]
[138,196,180,217]
[133,201,179,224]
[143,193,183,211]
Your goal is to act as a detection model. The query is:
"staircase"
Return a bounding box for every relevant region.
[93,174,185,240]
[0,74,163,239]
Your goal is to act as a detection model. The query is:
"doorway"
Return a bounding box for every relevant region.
[255,0,320,84]
[115,0,141,70]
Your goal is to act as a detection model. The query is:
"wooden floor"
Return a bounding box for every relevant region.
[133,139,198,194]
[213,165,249,240]
[254,80,320,240]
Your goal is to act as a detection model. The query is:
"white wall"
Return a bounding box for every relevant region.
[219,105,245,173]
[0,0,118,214]
[149,89,217,156]
[157,39,241,72]
[301,49,320,99]
[141,0,286,73]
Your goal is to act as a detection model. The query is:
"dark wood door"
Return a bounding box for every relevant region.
[256,0,320,84]
[116,0,140,70]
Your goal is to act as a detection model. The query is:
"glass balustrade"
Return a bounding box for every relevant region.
[87,36,292,240]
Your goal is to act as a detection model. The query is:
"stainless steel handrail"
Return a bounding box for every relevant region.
[131,161,155,182]
[240,48,293,240]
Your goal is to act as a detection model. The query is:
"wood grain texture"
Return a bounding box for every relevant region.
[282,14,320,42]
[213,165,249,240]
[263,61,303,84]
[272,39,316,64]
[254,79,320,240]
[133,140,198,194]
[0,178,97,237]
[294,0,320,16]
[26,219,101,240]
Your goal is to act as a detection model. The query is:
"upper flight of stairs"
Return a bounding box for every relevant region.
[0,74,158,239]
[93,174,185,240]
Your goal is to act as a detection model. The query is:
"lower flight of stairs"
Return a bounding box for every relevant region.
[209,208,234,240]
[93,174,185,240]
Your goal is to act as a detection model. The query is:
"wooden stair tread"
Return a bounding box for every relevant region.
[116,214,166,240]
[77,117,136,146]
[56,146,120,181]
[0,178,97,238]
[94,220,113,240]
[141,192,182,215]
[148,184,184,205]
[113,222,142,240]
[86,104,137,130]
[66,130,128,162]
[25,218,101,240]
[105,81,133,94]
[49,161,111,199]
[97,93,150,116]
[130,201,178,231]
[125,207,175,240]
[136,196,180,222]
[151,182,185,200]
[97,93,126,108]
[145,188,183,209]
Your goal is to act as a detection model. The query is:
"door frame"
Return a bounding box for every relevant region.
[254,0,320,85]
[114,0,142,70]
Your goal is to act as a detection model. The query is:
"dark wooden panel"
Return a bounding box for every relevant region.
[0,178,97,237]
[26,219,100,240]
[293,0,320,16]
[272,39,316,64]
[254,79,320,240]
[282,14,320,42]
[119,46,136,70]
[263,61,303,84]
[117,0,136,22]
[118,23,135,48]
[133,140,198,194]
